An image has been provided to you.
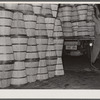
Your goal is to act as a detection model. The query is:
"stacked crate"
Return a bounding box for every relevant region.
[78,20,89,36]
[59,4,73,37]
[87,5,95,36]
[11,5,28,86]
[35,5,48,80]
[0,3,96,88]
[72,5,79,36]
[87,21,95,36]
[75,4,95,36]
[44,4,57,78]
[24,5,39,83]
[54,18,64,76]
[0,5,14,88]
[58,4,95,37]
[87,4,94,21]
[77,4,88,21]
[76,4,89,36]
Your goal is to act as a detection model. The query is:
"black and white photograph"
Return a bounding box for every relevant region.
[0,1,100,93]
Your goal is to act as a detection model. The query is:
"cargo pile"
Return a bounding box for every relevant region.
[54,19,64,75]
[0,3,64,88]
[58,4,73,37]
[58,4,95,37]
[11,11,28,86]
[44,4,57,78]
[0,9,14,88]
[0,3,95,88]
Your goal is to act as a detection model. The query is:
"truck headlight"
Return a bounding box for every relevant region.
[89,43,93,46]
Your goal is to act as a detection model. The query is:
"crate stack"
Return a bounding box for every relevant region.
[0,3,96,88]
[59,4,73,37]
[72,5,79,36]
[54,18,64,76]
[77,4,88,21]
[43,4,57,78]
[76,4,95,36]
[77,20,89,36]
[0,4,15,88]
[87,5,95,36]
[24,5,39,83]
[76,4,89,36]
[58,4,95,37]
[87,4,94,21]
[87,20,95,36]
[35,5,48,81]
[11,5,28,86]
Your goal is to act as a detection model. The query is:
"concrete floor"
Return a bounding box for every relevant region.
[7,71,100,89]
[7,55,100,89]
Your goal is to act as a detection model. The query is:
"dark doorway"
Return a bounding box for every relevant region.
[62,47,100,72]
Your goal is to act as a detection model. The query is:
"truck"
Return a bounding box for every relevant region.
[58,4,95,60]
[63,36,94,59]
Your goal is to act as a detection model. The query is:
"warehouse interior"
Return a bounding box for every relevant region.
[0,3,100,89]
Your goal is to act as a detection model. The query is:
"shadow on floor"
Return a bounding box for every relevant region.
[62,55,92,71]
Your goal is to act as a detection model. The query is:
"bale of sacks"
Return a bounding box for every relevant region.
[87,21,95,36]
[87,4,95,36]
[75,4,88,36]
[72,5,79,36]
[11,11,28,86]
[54,18,64,76]
[45,17,57,78]
[78,5,95,36]
[72,21,79,36]
[35,15,48,80]
[87,4,94,21]
[44,4,57,78]
[0,9,14,88]
[24,14,39,83]
[77,21,89,36]
[72,5,79,22]
[59,4,72,22]
[62,21,73,37]
[46,37,57,78]
[59,4,73,37]
[76,4,88,21]
[58,4,95,37]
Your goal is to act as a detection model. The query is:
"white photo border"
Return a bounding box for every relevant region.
[0,1,100,99]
